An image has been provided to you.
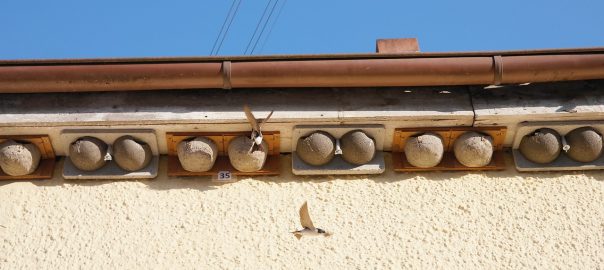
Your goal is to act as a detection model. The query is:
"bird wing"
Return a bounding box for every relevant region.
[259,110,274,129]
[243,105,260,132]
[299,201,315,229]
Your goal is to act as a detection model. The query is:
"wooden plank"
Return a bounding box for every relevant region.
[391,127,507,172]
[0,135,56,180]
[41,136,55,157]
[167,155,280,177]
[166,131,280,176]
[166,131,280,156]
[0,158,55,180]
[0,135,55,159]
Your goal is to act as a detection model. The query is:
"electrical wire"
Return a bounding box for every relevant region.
[214,0,242,55]
[244,0,274,55]
[210,0,237,55]
[258,0,287,54]
[250,0,279,55]
[211,0,242,56]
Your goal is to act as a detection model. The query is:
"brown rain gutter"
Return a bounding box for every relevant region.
[1,49,604,93]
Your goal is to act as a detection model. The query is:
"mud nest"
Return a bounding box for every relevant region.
[296,131,336,166]
[113,136,153,171]
[69,137,108,171]
[340,130,376,165]
[519,128,561,164]
[404,133,444,168]
[0,140,41,176]
[453,132,494,167]
[228,136,268,172]
[177,137,218,172]
[565,127,603,162]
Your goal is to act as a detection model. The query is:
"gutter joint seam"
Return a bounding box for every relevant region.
[493,55,503,85]
[222,61,232,89]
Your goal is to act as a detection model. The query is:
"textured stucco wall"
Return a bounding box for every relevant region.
[0,154,602,269]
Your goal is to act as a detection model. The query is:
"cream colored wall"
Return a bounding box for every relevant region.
[0,154,602,269]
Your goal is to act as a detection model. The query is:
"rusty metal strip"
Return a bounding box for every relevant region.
[222,61,232,89]
[2,53,604,93]
[493,55,503,85]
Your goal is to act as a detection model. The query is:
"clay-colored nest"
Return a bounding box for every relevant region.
[228,136,268,172]
[404,133,444,168]
[565,127,602,162]
[113,136,153,171]
[519,128,561,164]
[177,137,218,172]
[453,132,494,167]
[340,130,376,165]
[296,131,336,166]
[0,140,41,176]
[69,137,108,171]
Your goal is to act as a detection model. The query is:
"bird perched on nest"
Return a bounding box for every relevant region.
[243,104,273,152]
[291,201,332,240]
[227,105,273,172]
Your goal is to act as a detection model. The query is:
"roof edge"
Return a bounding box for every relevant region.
[2,47,604,66]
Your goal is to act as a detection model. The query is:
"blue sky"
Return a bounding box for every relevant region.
[1,0,603,59]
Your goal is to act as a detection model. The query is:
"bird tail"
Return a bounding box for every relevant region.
[291,232,302,240]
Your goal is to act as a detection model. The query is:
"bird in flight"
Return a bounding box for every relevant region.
[291,201,331,240]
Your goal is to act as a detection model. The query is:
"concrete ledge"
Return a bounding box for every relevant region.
[0,88,473,126]
[473,80,604,146]
[292,151,385,175]
[61,129,159,179]
[0,88,473,153]
[291,124,385,175]
[512,121,604,172]
[60,129,160,155]
[62,156,158,180]
[291,124,385,151]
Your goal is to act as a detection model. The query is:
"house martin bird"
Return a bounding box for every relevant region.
[291,201,331,240]
[243,105,273,152]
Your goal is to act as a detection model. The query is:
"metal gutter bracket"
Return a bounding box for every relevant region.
[493,55,503,85]
[222,61,232,89]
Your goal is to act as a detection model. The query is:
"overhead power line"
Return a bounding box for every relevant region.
[250,0,280,55]
[244,0,274,55]
[210,0,242,56]
[258,0,287,54]
[210,0,237,55]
